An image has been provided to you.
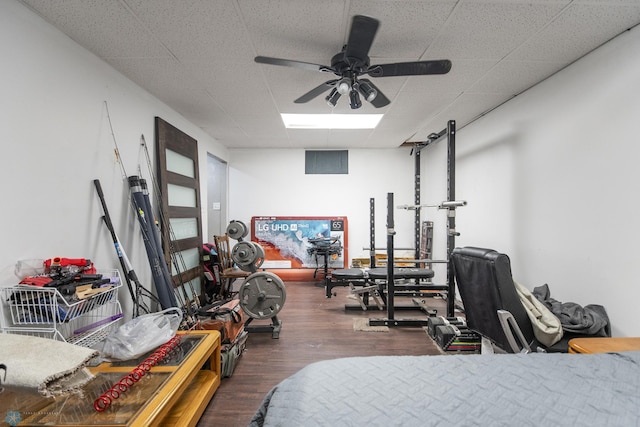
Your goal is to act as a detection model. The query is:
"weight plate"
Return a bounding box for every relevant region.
[232,241,257,266]
[239,271,286,319]
[250,241,265,268]
[233,241,266,272]
[227,220,248,240]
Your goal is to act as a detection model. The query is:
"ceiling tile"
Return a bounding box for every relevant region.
[348,0,458,59]
[124,0,256,61]
[412,92,514,141]
[508,3,640,62]
[468,59,569,94]
[426,1,568,60]
[399,59,497,94]
[238,0,347,60]
[16,0,640,149]
[286,128,330,148]
[22,0,169,58]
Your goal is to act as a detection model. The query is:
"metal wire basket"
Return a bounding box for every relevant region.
[0,270,123,347]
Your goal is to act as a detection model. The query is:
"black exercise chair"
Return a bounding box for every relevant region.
[451,247,571,353]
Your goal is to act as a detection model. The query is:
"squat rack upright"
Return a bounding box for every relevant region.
[368,120,458,327]
[417,119,458,318]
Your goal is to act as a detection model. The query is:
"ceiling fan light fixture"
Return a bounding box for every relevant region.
[349,90,362,109]
[325,88,341,107]
[357,81,377,103]
[337,78,351,95]
[256,15,452,112]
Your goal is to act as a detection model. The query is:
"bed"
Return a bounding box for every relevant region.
[249,351,640,426]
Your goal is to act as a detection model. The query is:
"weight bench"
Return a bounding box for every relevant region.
[367,267,435,282]
[368,267,445,295]
[328,267,439,294]
[326,268,367,295]
[325,268,384,310]
[369,267,447,316]
[329,266,447,313]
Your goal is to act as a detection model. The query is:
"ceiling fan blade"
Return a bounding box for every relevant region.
[255,56,333,73]
[344,15,379,64]
[359,79,390,108]
[294,80,337,103]
[368,60,452,77]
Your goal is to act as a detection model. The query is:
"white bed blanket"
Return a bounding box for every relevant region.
[250,351,640,427]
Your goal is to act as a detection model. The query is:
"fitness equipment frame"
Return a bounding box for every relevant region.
[368,120,459,327]
[325,197,446,309]
[422,119,458,318]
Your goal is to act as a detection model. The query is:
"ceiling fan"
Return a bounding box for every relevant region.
[255,15,452,109]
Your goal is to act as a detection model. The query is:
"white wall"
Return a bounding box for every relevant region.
[0,1,228,318]
[424,26,640,337]
[228,148,419,262]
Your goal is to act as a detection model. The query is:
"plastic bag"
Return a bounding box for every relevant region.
[14,259,45,279]
[101,307,182,361]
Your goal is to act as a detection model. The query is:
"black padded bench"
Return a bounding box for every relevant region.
[367,267,435,280]
[326,268,367,298]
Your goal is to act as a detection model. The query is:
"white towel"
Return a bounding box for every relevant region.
[514,281,564,347]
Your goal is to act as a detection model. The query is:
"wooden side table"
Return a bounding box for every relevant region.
[568,337,640,354]
[0,329,220,426]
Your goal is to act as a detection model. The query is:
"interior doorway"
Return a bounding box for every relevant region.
[207,153,227,242]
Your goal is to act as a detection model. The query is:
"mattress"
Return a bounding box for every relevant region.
[249,351,640,427]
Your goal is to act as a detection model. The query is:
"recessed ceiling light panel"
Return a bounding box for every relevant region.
[281,113,383,129]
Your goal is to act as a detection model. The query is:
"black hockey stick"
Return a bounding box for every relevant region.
[94,178,158,316]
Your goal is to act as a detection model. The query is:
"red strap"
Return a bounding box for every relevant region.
[19,276,53,287]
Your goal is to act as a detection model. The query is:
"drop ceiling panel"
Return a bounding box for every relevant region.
[508,3,640,62]
[237,112,288,139]
[386,91,461,122]
[16,0,640,149]
[105,57,216,114]
[22,0,169,59]
[190,61,267,100]
[124,0,255,61]
[239,0,346,60]
[400,59,497,94]
[348,0,458,59]
[426,1,569,60]
[228,135,291,149]
[328,128,374,144]
[261,72,337,106]
[412,92,515,141]
[367,128,420,148]
[468,59,569,95]
[286,129,330,148]
[202,124,245,142]
[222,96,279,122]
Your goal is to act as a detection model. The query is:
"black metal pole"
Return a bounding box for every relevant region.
[93,179,138,315]
[446,120,456,317]
[414,148,421,261]
[386,192,395,320]
[369,198,375,268]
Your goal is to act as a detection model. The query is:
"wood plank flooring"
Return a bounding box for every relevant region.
[197,280,448,427]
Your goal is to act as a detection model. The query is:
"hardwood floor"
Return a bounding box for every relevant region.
[197,280,448,427]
